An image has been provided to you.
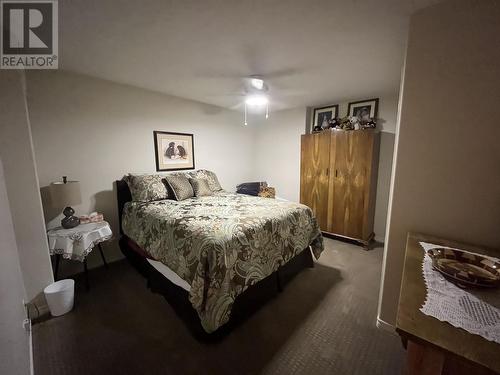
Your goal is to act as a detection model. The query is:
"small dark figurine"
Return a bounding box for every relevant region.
[313,125,323,132]
[339,116,354,130]
[61,206,80,229]
[362,118,377,129]
[328,118,340,129]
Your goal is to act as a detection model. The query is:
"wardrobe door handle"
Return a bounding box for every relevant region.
[335,169,338,177]
[326,168,329,176]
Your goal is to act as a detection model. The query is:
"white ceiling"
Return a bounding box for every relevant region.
[60,0,439,111]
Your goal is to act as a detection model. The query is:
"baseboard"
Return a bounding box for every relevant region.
[376,316,397,335]
[28,319,34,375]
[23,301,34,375]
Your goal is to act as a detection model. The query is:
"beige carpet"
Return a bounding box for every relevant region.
[33,238,405,375]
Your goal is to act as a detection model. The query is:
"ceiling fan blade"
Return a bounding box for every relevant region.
[205,92,246,98]
[230,102,245,111]
[262,67,303,79]
[194,69,248,79]
[272,88,307,97]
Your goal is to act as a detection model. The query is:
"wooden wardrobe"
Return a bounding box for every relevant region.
[300,129,380,247]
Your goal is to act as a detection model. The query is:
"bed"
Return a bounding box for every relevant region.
[116,177,323,336]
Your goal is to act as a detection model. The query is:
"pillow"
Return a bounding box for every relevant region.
[188,169,222,191]
[125,174,169,202]
[189,178,213,197]
[164,174,194,201]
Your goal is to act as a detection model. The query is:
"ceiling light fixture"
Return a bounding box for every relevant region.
[245,94,268,106]
[243,78,270,125]
[244,94,270,125]
[250,78,264,90]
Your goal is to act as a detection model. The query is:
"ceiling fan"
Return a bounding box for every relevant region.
[197,65,306,124]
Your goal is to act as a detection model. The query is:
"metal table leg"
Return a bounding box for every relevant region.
[98,243,108,269]
[83,259,89,291]
[54,254,61,280]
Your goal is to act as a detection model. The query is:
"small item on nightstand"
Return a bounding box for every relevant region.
[79,212,104,224]
[62,207,80,229]
[50,176,82,229]
[79,215,90,224]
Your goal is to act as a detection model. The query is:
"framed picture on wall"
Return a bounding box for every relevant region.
[347,98,379,122]
[153,131,195,171]
[312,104,339,130]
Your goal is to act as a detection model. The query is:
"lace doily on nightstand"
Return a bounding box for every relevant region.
[419,242,500,344]
[48,221,112,261]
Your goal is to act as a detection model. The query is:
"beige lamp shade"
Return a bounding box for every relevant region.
[50,181,82,207]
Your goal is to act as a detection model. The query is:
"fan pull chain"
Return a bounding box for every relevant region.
[244,102,248,125]
[266,103,269,119]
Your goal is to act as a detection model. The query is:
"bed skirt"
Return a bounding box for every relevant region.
[119,235,314,340]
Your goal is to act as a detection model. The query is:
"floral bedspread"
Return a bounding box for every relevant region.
[122,192,323,333]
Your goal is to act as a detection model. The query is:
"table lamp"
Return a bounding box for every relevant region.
[50,176,82,229]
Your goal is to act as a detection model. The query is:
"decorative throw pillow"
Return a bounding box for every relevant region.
[165,174,194,201]
[125,174,169,202]
[188,170,222,191]
[189,178,213,197]
[258,186,276,198]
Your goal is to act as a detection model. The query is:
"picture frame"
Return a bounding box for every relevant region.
[153,131,195,171]
[312,104,339,130]
[347,98,379,122]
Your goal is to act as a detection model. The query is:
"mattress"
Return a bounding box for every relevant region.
[122,191,323,332]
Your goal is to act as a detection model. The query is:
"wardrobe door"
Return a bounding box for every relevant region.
[300,132,331,230]
[329,131,372,238]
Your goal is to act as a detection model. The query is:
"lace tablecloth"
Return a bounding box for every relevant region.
[419,241,500,344]
[48,221,113,261]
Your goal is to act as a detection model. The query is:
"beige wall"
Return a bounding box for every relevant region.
[0,159,31,375]
[378,0,500,327]
[253,94,398,241]
[0,71,54,301]
[27,71,256,271]
[252,107,307,202]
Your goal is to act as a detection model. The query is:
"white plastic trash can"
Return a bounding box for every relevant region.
[44,279,75,316]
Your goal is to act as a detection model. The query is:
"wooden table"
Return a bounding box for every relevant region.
[397,233,500,375]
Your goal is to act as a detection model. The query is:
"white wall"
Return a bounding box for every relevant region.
[378,0,500,327]
[252,107,307,201]
[252,94,398,241]
[0,71,54,301]
[26,71,256,270]
[0,159,31,375]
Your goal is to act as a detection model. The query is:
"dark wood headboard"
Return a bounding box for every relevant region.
[116,179,131,235]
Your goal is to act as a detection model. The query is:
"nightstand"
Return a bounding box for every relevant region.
[47,221,113,290]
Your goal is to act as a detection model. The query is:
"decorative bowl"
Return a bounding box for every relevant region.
[427,248,500,288]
